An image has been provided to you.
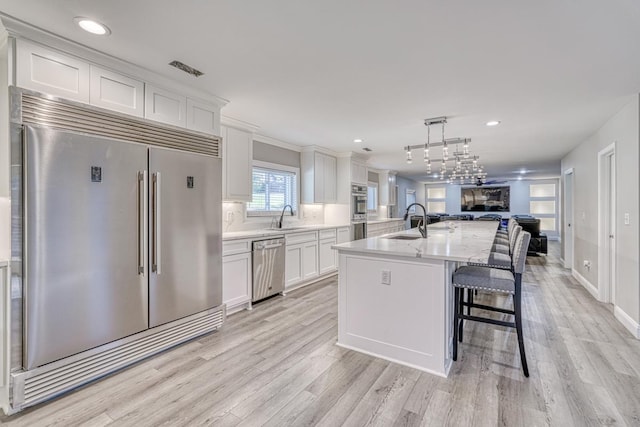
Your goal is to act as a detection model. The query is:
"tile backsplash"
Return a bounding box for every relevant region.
[222,202,325,232]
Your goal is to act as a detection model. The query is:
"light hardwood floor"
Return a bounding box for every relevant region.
[2,242,640,426]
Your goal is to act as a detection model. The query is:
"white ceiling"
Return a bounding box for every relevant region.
[2,0,640,181]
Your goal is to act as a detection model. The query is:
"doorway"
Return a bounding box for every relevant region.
[598,143,616,304]
[563,168,574,270]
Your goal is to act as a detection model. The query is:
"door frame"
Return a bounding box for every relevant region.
[597,142,616,303]
[563,168,575,269]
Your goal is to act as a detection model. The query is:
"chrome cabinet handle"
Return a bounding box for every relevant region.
[137,171,147,275]
[152,172,161,274]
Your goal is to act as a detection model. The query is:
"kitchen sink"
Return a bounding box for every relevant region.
[268,226,307,231]
[385,235,423,240]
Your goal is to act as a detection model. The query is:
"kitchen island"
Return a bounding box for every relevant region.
[332,221,499,377]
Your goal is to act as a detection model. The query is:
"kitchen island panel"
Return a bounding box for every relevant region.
[338,252,455,377]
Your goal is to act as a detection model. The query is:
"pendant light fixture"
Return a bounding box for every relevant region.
[404,116,485,183]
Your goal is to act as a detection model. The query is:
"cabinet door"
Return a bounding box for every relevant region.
[222,252,252,309]
[319,238,337,274]
[314,153,325,202]
[337,227,351,244]
[186,98,219,135]
[285,244,304,287]
[323,154,337,203]
[221,125,253,201]
[90,66,144,117]
[351,162,367,185]
[302,241,319,280]
[144,84,187,127]
[16,39,90,103]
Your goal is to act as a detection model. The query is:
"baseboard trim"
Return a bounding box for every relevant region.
[614,306,640,339]
[572,268,599,300]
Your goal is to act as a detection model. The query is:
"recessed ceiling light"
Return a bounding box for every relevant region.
[353,138,363,143]
[74,17,111,36]
[486,120,500,127]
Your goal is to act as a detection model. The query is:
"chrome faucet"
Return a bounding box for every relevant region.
[403,203,428,238]
[276,204,294,229]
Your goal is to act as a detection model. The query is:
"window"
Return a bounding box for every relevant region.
[426,186,447,213]
[406,189,416,213]
[247,162,298,216]
[367,182,378,212]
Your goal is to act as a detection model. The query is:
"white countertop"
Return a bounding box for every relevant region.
[223,223,351,241]
[333,221,499,263]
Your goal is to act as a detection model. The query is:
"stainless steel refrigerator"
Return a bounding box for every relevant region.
[23,123,222,369]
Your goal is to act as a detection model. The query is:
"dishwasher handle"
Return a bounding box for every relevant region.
[253,239,285,251]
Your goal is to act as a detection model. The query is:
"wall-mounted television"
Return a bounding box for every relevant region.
[461,186,510,212]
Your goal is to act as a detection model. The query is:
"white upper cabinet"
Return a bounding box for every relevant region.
[16,39,90,103]
[220,125,253,201]
[379,171,397,206]
[144,84,187,127]
[351,161,368,185]
[89,66,144,117]
[186,98,219,135]
[301,150,337,204]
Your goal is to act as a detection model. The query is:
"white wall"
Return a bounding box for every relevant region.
[561,95,639,329]
[396,175,424,227]
[425,179,560,239]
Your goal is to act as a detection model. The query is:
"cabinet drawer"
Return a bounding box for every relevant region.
[222,239,252,256]
[319,229,337,240]
[285,231,318,245]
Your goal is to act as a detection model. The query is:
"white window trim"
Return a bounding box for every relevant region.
[247,160,301,218]
[406,189,416,214]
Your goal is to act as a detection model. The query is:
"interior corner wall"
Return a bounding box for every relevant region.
[561,94,640,325]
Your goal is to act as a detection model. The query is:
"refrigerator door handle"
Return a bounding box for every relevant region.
[137,171,147,275]
[152,172,161,274]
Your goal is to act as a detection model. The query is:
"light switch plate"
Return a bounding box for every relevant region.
[381,270,391,285]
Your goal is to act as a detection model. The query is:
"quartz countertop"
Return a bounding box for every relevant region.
[333,221,499,263]
[223,223,351,241]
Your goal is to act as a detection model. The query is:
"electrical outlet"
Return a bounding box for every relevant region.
[226,211,233,222]
[583,260,591,270]
[624,213,630,225]
[381,270,391,285]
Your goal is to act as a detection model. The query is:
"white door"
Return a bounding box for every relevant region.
[607,153,616,303]
[564,169,574,269]
[598,144,616,303]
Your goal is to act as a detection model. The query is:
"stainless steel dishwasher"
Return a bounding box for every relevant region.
[252,237,286,302]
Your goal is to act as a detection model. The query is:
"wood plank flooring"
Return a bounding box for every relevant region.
[2,242,640,426]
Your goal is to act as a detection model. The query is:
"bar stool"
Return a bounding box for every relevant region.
[452,231,531,377]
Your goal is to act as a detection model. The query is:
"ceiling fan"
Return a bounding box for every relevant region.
[475,177,508,186]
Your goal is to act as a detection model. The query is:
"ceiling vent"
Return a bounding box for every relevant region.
[362,147,373,152]
[169,60,204,77]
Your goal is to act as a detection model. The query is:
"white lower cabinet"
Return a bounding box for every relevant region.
[222,239,252,313]
[319,238,337,275]
[284,230,326,289]
[285,244,304,287]
[303,241,319,280]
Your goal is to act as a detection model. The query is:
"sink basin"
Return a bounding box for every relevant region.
[268,227,307,231]
[385,235,423,240]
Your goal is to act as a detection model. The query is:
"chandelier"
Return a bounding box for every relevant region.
[404,116,486,184]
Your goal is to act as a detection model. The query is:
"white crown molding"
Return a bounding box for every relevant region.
[300,145,339,157]
[220,115,260,132]
[253,133,302,152]
[0,13,229,108]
